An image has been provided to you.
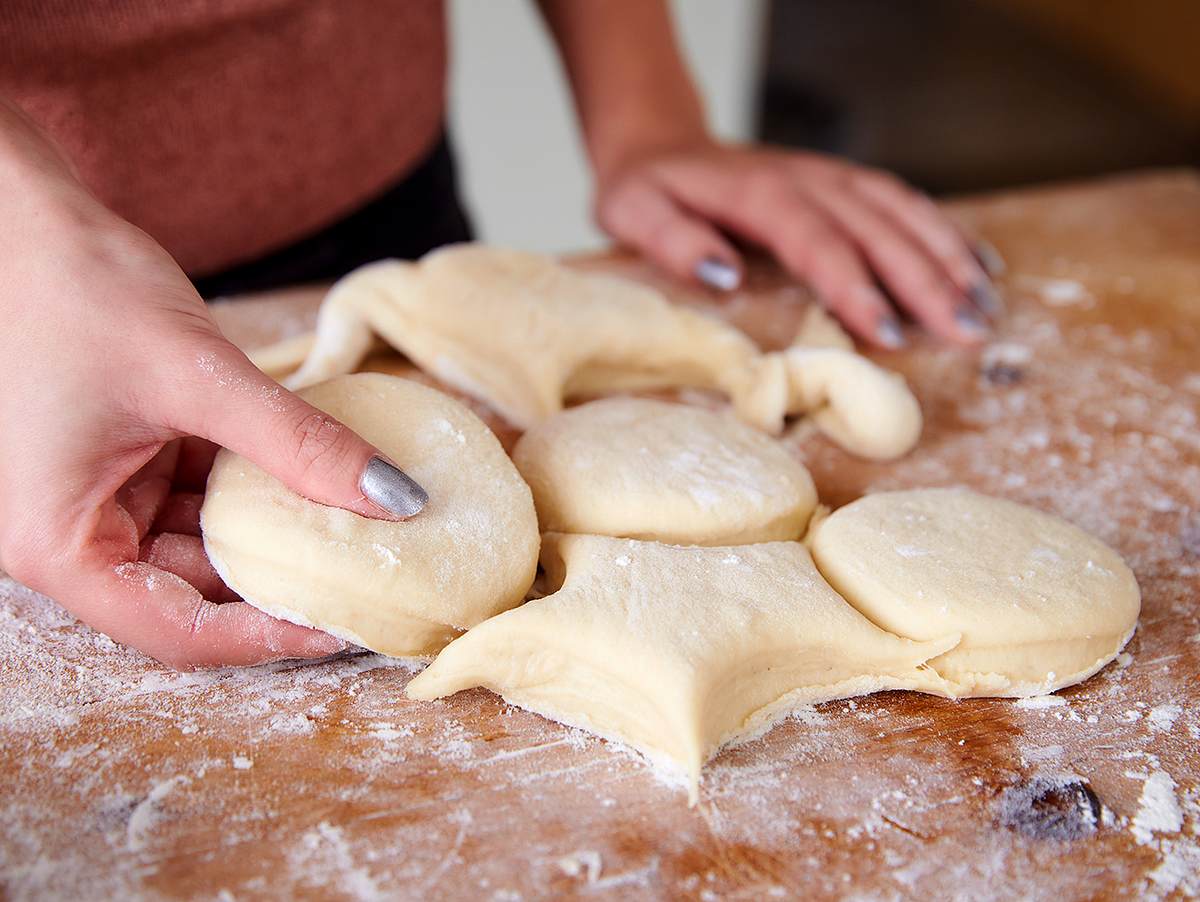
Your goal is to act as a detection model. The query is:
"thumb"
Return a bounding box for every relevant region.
[180,342,427,520]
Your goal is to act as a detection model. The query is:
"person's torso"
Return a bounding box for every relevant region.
[1,0,447,275]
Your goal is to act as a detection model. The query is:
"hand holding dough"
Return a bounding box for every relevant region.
[201,374,540,657]
[809,488,1140,696]
[512,398,818,544]
[407,533,958,801]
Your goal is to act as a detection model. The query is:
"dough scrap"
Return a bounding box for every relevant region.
[791,303,855,351]
[248,332,315,380]
[201,373,540,657]
[267,245,922,459]
[512,398,818,544]
[406,533,958,801]
[739,347,923,459]
[809,488,1140,696]
[285,245,763,431]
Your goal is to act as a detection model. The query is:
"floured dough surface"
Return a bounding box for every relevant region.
[201,373,540,657]
[285,245,762,430]
[267,245,923,460]
[809,488,1140,696]
[512,398,818,544]
[407,533,957,801]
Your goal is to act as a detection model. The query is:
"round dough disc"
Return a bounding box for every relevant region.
[511,398,818,545]
[809,488,1140,696]
[201,373,540,657]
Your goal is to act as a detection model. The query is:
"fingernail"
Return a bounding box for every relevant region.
[307,634,350,657]
[955,305,990,339]
[695,257,740,292]
[876,317,907,349]
[968,279,1005,318]
[359,456,428,519]
[974,240,1006,278]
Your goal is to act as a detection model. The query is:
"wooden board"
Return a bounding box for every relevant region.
[1,170,1198,900]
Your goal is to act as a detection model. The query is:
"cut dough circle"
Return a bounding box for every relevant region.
[809,488,1140,696]
[406,533,958,801]
[512,398,819,545]
[201,373,540,657]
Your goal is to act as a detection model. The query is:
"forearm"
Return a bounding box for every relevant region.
[536,0,710,179]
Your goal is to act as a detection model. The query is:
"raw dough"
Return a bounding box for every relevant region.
[201,373,540,657]
[267,245,923,459]
[738,347,923,458]
[808,488,1140,696]
[512,398,818,544]
[406,533,958,801]
[284,245,763,430]
[791,303,855,351]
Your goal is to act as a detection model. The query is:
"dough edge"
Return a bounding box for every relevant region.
[203,531,455,659]
[410,665,956,806]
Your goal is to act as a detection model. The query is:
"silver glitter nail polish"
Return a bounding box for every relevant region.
[955,306,990,338]
[695,257,740,292]
[876,318,907,349]
[974,240,1007,278]
[359,457,428,519]
[969,280,1005,318]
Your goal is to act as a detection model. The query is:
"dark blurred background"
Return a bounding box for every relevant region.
[757,0,1200,194]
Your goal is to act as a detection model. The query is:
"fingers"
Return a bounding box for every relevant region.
[153,492,204,535]
[850,170,1003,317]
[91,561,345,669]
[644,152,1006,345]
[694,175,904,347]
[597,176,743,292]
[177,343,427,521]
[802,182,988,343]
[116,441,180,539]
[19,491,346,669]
[140,532,239,603]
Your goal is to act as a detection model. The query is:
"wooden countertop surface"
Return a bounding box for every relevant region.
[1,170,1198,900]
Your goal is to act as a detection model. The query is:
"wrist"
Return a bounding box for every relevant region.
[0,96,105,223]
[589,114,713,186]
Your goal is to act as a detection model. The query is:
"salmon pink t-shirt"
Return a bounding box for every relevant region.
[0,1,447,275]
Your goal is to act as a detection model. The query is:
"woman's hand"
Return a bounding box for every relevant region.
[595,141,1001,348]
[538,0,999,348]
[0,100,425,670]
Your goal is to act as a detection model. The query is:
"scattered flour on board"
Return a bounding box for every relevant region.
[1147,704,1181,732]
[4,261,1200,899]
[1127,770,1184,845]
[1015,275,1094,307]
[126,776,189,853]
[1015,695,1067,710]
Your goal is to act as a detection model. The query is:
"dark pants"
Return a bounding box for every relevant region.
[193,132,473,299]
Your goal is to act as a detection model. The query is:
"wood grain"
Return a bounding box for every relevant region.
[1,170,1197,900]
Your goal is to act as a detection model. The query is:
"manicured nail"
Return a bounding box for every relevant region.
[974,240,1006,278]
[955,305,990,339]
[876,317,907,349]
[360,456,428,519]
[695,257,740,292]
[969,279,1005,318]
[306,633,350,657]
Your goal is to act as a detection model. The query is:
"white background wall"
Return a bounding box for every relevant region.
[447,0,766,254]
